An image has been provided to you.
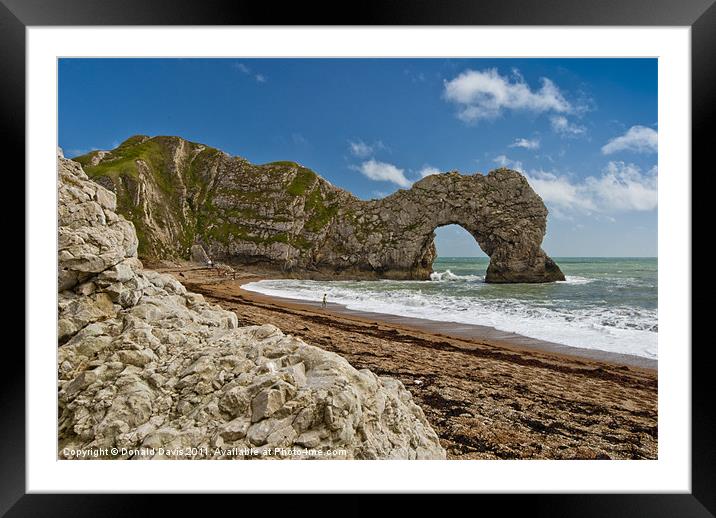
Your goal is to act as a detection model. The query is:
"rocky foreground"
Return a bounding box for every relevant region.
[57,151,446,460]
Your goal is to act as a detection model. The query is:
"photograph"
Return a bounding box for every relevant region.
[5,2,706,508]
[57,57,658,461]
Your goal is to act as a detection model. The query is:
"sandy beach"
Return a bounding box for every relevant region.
[148,260,658,460]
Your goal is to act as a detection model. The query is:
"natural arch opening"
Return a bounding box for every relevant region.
[434,224,487,259]
[430,224,489,279]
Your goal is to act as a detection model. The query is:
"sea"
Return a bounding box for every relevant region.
[242,257,658,360]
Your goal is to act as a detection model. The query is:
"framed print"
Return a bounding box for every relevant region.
[5,0,711,514]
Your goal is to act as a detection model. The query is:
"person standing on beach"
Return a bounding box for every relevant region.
[322,293,327,309]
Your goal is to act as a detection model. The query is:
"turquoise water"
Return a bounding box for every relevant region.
[243,257,658,359]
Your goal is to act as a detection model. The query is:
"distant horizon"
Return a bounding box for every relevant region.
[59,58,657,257]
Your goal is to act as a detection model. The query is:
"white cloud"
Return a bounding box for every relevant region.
[348,140,374,158]
[524,161,657,216]
[353,160,412,188]
[233,62,266,83]
[524,170,597,213]
[233,63,250,74]
[509,138,540,150]
[443,68,571,122]
[418,165,442,178]
[347,139,387,159]
[404,69,426,83]
[585,162,658,211]
[291,133,308,145]
[550,115,586,137]
[493,155,524,172]
[601,125,658,154]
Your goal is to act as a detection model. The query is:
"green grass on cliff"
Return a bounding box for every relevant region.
[75,136,218,190]
[75,138,337,257]
[304,188,338,233]
[74,136,221,258]
[269,163,339,233]
[271,164,339,232]
[206,221,311,250]
[186,146,220,191]
[75,139,166,182]
[286,167,317,196]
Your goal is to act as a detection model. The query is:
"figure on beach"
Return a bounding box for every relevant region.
[322,293,327,309]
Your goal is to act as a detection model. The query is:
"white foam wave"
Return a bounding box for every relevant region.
[242,279,658,359]
[429,269,483,282]
[560,275,594,285]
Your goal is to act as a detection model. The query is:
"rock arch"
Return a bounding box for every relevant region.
[77,136,564,283]
[319,168,565,283]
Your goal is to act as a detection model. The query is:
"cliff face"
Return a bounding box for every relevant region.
[75,135,353,267]
[76,135,564,283]
[58,150,446,460]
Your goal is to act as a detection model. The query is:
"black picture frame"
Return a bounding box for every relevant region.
[4,0,709,514]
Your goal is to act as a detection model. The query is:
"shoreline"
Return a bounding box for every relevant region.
[237,279,657,371]
[150,260,658,459]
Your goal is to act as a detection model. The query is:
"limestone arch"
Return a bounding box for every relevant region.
[325,169,565,283]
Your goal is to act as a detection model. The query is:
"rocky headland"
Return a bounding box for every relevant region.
[75,135,564,283]
[57,150,446,460]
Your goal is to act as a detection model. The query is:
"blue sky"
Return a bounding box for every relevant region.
[59,58,658,257]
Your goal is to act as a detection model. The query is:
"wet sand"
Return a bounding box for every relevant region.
[150,261,658,460]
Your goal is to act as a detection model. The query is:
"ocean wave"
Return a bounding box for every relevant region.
[560,275,594,285]
[241,279,658,359]
[430,269,483,282]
